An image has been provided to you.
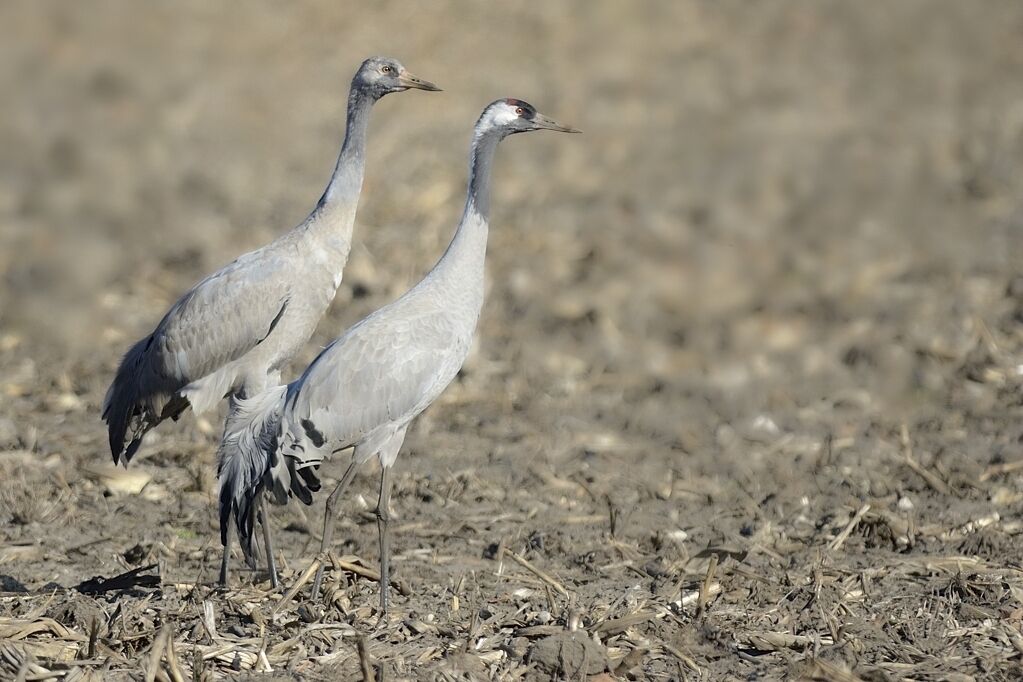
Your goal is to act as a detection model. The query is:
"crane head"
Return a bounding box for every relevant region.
[476,98,580,137]
[354,57,441,98]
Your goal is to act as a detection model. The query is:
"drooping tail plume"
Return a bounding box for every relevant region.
[217,385,288,565]
[103,334,189,466]
[102,335,155,465]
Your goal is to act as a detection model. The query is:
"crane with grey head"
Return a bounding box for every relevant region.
[101,56,439,588]
[217,98,578,612]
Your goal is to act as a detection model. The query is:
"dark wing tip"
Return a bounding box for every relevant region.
[298,466,322,494]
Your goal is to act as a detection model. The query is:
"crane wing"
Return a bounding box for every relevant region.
[286,306,466,454]
[147,250,292,385]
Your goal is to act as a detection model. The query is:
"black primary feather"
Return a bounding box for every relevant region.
[216,386,288,564]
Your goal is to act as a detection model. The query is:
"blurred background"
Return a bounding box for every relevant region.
[3,1,1023,677]
[3,2,1023,414]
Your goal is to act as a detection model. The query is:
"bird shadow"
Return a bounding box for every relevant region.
[75,563,160,595]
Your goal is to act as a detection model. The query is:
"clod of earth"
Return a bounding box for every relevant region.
[527,632,609,676]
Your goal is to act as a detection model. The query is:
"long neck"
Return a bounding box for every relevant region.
[318,87,374,210]
[429,128,503,288]
[465,128,501,219]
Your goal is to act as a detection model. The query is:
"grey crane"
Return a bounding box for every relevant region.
[101,56,439,588]
[217,98,578,612]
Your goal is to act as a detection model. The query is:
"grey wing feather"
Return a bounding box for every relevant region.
[285,308,461,465]
[103,249,293,463]
[153,252,292,382]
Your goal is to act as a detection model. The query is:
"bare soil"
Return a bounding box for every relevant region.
[3,1,1023,679]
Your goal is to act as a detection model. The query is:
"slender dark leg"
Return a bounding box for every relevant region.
[311,458,360,599]
[256,494,279,589]
[376,464,393,614]
[219,513,233,587]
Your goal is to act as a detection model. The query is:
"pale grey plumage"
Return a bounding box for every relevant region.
[103,56,438,466]
[101,56,439,586]
[217,98,578,610]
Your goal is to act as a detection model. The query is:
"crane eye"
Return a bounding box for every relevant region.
[515,107,524,115]
[381,65,393,74]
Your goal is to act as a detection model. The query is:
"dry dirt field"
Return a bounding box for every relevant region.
[3,1,1023,680]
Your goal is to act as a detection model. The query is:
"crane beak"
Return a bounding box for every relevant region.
[532,113,581,134]
[397,71,442,92]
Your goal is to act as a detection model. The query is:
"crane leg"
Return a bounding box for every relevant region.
[218,515,233,587]
[311,458,359,600]
[256,494,279,589]
[376,464,393,615]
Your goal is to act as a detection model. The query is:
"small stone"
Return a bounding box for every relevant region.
[248,607,266,628]
[297,603,320,623]
[502,636,529,660]
[528,632,609,676]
